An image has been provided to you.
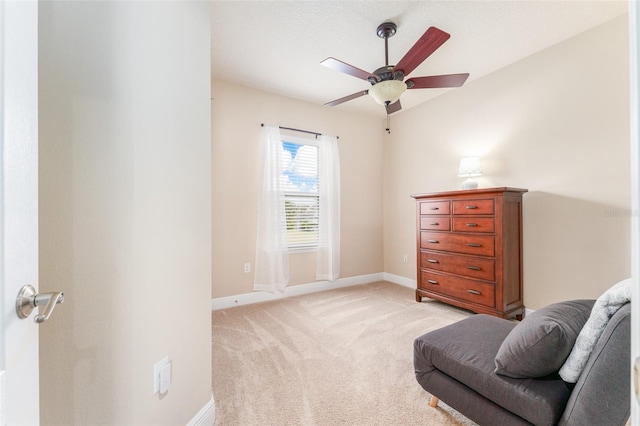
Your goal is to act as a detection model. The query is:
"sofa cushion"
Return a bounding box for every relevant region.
[559,279,631,383]
[495,300,595,379]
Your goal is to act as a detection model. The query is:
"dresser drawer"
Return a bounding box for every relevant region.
[420,250,495,281]
[452,198,494,215]
[452,217,495,233]
[420,217,450,231]
[420,232,495,256]
[420,201,450,215]
[420,271,495,308]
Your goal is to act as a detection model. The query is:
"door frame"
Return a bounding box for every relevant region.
[630,1,640,423]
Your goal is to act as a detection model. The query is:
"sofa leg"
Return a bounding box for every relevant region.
[429,396,439,407]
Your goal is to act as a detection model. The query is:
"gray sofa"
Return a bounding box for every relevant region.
[414,300,630,425]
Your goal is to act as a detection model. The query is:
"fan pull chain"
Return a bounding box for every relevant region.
[386,114,391,134]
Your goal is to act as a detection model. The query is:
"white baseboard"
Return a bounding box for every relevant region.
[212,273,536,321]
[211,273,384,310]
[383,272,416,289]
[187,394,215,426]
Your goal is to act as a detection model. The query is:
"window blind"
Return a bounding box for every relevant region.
[281,140,319,248]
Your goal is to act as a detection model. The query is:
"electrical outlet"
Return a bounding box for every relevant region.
[403,254,409,263]
[244,262,251,273]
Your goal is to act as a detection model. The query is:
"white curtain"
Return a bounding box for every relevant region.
[254,124,290,293]
[316,134,341,281]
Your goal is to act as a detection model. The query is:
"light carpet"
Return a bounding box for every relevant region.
[212,281,477,425]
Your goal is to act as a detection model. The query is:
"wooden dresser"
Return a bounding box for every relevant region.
[411,187,527,319]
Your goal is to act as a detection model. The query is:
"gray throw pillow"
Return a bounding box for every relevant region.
[494,299,595,379]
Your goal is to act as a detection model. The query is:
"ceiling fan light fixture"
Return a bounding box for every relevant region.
[368,80,407,105]
[322,23,467,119]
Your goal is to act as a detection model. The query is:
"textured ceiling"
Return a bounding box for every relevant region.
[211,1,628,118]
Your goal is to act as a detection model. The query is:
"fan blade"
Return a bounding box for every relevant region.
[321,57,374,81]
[386,100,402,114]
[324,90,369,107]
[407,73,469,89]
[393,27,450,77]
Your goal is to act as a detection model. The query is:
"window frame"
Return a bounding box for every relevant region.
[280,134,320,252]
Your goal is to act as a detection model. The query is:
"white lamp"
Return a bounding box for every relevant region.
[458,157,483,189]
[368,80,407,105]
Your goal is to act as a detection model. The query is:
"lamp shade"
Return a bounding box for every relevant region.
[458,157,483,177]
[368,80,407,105]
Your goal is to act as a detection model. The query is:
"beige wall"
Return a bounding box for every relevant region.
[211,80,384,298]
[384,15,631,309]
[38,2,212,424]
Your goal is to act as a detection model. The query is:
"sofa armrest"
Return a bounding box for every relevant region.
[559,303,631,426]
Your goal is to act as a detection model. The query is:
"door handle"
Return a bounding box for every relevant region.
[16,285,64,323]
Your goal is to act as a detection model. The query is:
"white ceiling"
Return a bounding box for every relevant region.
[211,1,627,118]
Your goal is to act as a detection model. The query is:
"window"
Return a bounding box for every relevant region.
[254,124,340,292]
[281,137,319,249]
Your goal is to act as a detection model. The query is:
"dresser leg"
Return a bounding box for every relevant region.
[415,291,422,303]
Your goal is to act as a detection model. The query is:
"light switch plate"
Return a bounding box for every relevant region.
[159,361,171,394]
[153,356,169,395]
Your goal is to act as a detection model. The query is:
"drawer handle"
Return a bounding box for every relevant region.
[467,265,481,271]
[466,223,478,227]
[467,243,482,247]
[430,207,439,210]
[427,279,439,285]
[430,222,439,226]
[466,205,478,209]
[427,259,439,264]
[467,289,481,295]
[427,239,439,244]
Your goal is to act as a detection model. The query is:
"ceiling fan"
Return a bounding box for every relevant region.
[321,22,469,116]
